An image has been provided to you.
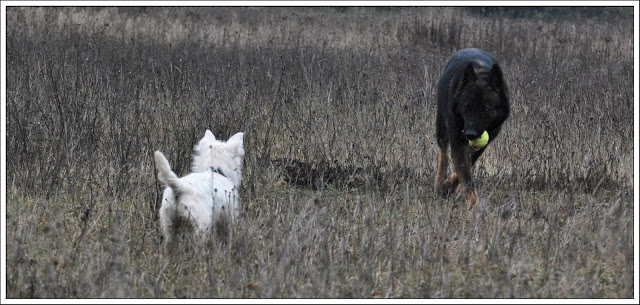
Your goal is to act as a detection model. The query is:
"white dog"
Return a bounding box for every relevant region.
[154,130,244,248]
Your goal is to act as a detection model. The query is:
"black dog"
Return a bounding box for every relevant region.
[435,48,510,209]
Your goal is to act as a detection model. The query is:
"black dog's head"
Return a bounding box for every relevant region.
[453,62,510,141]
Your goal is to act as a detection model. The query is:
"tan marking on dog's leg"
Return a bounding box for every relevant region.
[443,173,459,192]
[455,182,463,195]
[437,172,460,198]
[435,146,449,192]
[465,188,478,210]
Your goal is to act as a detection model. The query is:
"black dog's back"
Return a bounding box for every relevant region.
[434,48,509,209]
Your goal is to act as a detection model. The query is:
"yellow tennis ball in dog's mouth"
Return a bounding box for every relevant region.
[469,130,489,151]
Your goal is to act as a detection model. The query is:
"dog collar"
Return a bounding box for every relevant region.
[210,167,228,178]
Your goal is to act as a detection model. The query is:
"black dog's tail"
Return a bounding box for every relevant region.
[154,151,183,193]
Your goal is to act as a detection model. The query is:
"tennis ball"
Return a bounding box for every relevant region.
[469,130,489,150]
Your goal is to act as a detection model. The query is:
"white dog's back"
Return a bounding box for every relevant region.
[154,130,244,248]
[157,166,239,242]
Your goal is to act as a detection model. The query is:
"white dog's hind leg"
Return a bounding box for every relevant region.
[159,198,178,252]
[192,221,212,246]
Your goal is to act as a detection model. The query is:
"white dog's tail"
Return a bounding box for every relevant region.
[154,151,182,193]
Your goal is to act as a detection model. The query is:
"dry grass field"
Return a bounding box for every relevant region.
[4,7,636,299]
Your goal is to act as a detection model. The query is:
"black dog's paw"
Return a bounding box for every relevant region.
[437,183,456,197]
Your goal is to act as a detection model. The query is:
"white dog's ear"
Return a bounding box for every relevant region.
[227,132,245,157]
[204,130,216,141]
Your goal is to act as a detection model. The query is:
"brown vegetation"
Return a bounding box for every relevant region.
[5,7,634,298]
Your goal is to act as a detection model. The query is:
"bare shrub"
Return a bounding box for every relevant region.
[5,7,633,298]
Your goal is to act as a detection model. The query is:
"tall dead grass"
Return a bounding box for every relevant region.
[4,6,634,298]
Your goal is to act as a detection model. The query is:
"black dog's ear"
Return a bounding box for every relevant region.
[458,63,477,91]
[488,63,504,90]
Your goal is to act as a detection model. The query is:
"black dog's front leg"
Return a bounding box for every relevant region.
[449,136,478,209]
